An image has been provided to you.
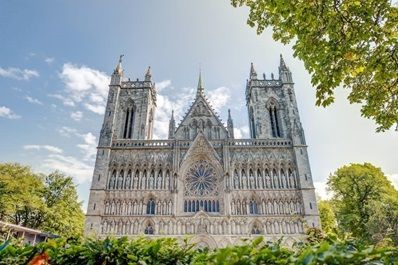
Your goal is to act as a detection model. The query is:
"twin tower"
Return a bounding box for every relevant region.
[85,55,320,248]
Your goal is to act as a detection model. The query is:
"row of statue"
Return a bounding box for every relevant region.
[104,199,173,216]
[230,199,303,215]
[100,218,305,235]
[232,168,297,190]
[107,169,171,190]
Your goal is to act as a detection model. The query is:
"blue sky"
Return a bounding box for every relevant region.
[1,0,397,210]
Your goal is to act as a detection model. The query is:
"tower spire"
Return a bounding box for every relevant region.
[227,109,234,139]
[168,110,176,139]
[145,66,152,81]
[279,54,287,69]
[197,69,204,97]
[249,62,257,79]
[114,54,124,74]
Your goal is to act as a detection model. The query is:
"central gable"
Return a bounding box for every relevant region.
[174,95,229,140]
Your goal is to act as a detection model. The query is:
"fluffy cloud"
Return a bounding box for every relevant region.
[0,106,21,119]
[0,67,39,80]
[233,126,250,139]
[23,144,63,154]
[207,86,231,112]
[58,126,97,161]
[42,154,93,183]
[58,63,110,114]
[76,132,97,161]
[70,111,83,121]
[156,80,172,92]
[25,96,43,105]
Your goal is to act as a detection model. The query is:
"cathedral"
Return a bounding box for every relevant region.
[85,55,320,247]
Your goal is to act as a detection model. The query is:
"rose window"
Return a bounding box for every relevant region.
[185,161,217,196]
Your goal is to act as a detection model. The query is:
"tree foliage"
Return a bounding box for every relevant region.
[1,236,398,265]
[327,163,398,245]
[317,200,337,234]
[0,163,84,237]
[231,0,398,131]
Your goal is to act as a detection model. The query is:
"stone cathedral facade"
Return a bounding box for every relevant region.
[85,56,320,247]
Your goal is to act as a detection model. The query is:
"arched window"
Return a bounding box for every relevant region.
[251,224,261,234]
[144,223,154,234]
[250,107,256,138]
[109,170,116,189]
[123,106,135,139]
[269,104,281,138]
[146,198,156,215]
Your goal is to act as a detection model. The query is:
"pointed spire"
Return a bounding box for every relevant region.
[114,54,124,74]
[168,110,176,139]
[227,109,234,139]
[250,62,257,79]
[279,54,287,69]
[145,66,152,81]
[197,69,204,97]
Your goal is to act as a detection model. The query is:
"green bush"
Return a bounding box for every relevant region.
[0,236,397,265]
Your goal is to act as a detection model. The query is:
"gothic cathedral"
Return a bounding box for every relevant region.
[85,56,320,247]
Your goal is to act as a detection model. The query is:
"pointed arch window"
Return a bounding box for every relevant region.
[123,106,135,139]
[269,104,281,137]
[249,107,256,138]
[144,223,154,234]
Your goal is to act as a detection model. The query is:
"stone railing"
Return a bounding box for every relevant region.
[111,138,292,149]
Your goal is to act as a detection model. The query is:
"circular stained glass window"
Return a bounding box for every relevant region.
[186,161,217,196]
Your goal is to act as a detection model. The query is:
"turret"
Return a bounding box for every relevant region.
[110,55,124,85]
[249,62,257,80]
[227,109,234,139]
[145,66,152,81]
[168,110,175,139]
[279,54,293,83]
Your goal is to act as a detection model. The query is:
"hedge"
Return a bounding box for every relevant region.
[0,235,397,265]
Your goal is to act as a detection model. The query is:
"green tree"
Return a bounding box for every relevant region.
[0,163,84,237]
[41,171,84,237]
[231,0,398,131]
[0,163,46,228]
[327,163,398,245]
[318,200,337,234]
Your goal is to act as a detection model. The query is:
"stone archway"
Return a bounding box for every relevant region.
[192,234,218,249]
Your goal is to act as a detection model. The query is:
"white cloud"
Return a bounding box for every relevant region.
[0,106,21,119]
[153,84,195,139]
[23,144,63,154]
[25,96,43,105]
[58,127,97,161]
[0,67,39,80]
[207,86,231,111]
[234,126,249,139]
[77,132,97,161]
[156,80,172,92]
[42,154,93,183]
[58,63,110,114]
[45,57,54,64]
[70,111,83,121]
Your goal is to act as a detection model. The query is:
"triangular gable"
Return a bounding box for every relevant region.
[180,131,221,165]
[175,95,228,134]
